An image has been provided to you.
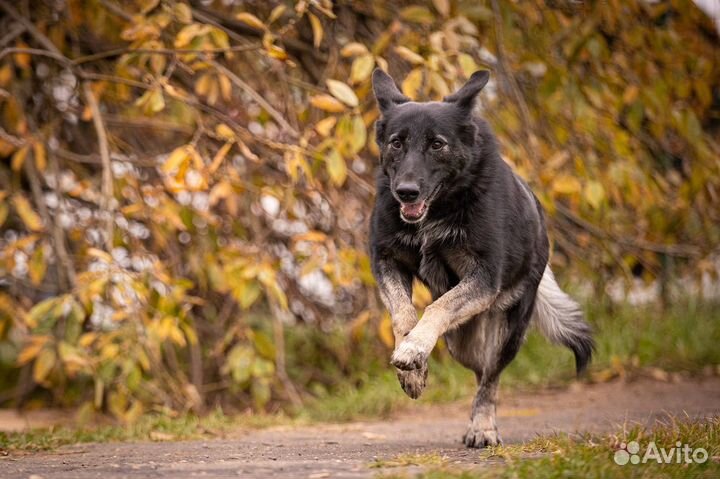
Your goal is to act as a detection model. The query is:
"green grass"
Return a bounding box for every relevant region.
[1,301,718,452]
[0,408,296,453]
[377,417,720,478]
[301,300,720,422]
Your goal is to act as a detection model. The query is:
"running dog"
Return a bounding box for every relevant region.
[369,69,594,448]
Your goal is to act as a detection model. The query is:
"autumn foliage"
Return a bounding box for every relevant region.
[0,0,718,418]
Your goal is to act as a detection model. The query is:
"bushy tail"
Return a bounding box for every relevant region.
[533,266,594,375]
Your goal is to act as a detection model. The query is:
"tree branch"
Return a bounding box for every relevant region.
[212,61,299,137]
[554,204,701,258]
[82,83,115,252]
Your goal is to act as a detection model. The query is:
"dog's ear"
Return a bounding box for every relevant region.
[372,69,409,115]
[444,70,490,112]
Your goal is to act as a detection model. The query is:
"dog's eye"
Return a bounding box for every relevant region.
[390,139,402,149]
[431,140,445,150]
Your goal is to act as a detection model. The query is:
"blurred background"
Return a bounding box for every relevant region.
[0,0,718,427]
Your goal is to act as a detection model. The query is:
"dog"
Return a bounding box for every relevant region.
[369,69,594,448]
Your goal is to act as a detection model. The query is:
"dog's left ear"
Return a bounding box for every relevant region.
[444,70,490,112]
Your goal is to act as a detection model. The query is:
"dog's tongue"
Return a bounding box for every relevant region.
[400,201,426,219]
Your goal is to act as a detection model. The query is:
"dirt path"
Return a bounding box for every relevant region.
[2,377,719,479]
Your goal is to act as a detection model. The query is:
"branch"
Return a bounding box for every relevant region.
[554,204,701,258]
[212,61,299,137]
[47,149,77,287]
[0,0,61,54]
[0,22,25,48]
[0,47,72,65]
[82,82,115,252]
[490,0,539,170]
[0,126,25,147]
[23,149,76,290]
[73,44,261,64]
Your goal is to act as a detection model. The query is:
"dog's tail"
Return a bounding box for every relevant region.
[532,265,594,375]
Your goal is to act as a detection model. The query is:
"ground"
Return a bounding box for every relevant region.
[1,377,719,478]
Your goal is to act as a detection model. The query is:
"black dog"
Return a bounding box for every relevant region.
[369,69,594,448]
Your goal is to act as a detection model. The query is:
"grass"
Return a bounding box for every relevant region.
[301,300,720,422]
[0,408,297,453]
[1,301,718,453]
[376,417,720,478]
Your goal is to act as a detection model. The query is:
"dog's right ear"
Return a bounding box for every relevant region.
[372,69,409,115]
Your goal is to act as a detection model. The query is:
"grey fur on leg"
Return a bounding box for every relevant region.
[463,378,501,448]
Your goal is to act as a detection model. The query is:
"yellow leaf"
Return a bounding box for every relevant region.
[432,0,450,17]
[237,140,259,162]
[315,116,337,137]
[17,336,50,365]
[195,73,212,97]
[215,123,235,141]
[28,246,46,286]
[11,145,29,172]
[33,142,47,173]
[209,180,233,205]
[350,53,375,84]
[174,23,211,48]
[33,348,56,384]
[402,68,424,99]
[349,116,367,154]
[150,52,166,74]
[310,94,347,112]
[400,6,435,24]
[325,148,347,186]
[340,42,369,57]
[13,195,43,231]
[14,41,31,70]
[0,63,13,87]
[428,71,449,97]
[552,175,582,195]
[163,146,190,174]
[135,88,165,114]
[378,312,394,348]
[265,44,288,61]
[412,280,432,308]
[395,46,425,65]
[326,79,358,107]
[173,3,193,23]
[584,181,605,209]
[268,5,287,23]
[209,142,232,174]
[86,247,113,262]
[235,12,265,30]
[293,231,328,243]
[309,13,323,48]
[235,280,262,309]
[458,53,479,78]
[0,202,8,228]
[219,74,232,101]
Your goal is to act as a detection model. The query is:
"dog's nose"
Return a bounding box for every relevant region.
[396,183,420,203]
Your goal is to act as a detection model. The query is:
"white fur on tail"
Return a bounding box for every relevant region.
[532,265,594,374]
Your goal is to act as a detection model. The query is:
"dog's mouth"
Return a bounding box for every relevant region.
[399,201,428,223]
[398,183,442,224]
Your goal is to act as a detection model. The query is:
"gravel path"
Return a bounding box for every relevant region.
[2,377,719,478]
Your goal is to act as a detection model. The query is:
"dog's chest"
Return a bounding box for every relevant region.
[395,221,468,296]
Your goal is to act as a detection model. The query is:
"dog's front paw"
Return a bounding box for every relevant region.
[463,426,502,448]
[390,339,429,371]
[396,363,428,399]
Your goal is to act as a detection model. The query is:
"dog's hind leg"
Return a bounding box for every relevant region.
[464,373,501,448]
[449,292,536,448]
[446,311,509,448]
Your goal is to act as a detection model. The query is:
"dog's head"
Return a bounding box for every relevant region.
[372,69,489,224]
